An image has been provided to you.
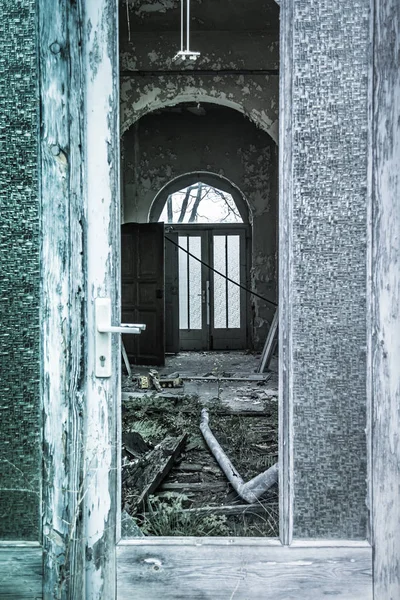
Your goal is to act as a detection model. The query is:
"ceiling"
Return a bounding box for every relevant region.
[121,0,279,33]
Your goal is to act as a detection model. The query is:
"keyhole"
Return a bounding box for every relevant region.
[99,355,106,367]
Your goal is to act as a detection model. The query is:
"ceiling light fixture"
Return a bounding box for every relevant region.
[173,0,200,63]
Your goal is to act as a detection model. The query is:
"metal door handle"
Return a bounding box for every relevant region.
[97,324,146,334]
[95,298,146,378]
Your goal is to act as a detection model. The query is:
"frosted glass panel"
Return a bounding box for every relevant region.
[213,235,227,328]
[227,235,240,328]
[188,236,202,329]
[178,236,188,329]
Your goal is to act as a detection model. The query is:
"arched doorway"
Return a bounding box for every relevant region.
[151,176,250,352]
[121,102,278,355]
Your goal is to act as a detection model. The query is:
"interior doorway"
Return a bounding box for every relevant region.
[173,225,247,351]
[120,176,279,539]
[122,179,254,363]
[119,57,279,541]
[161,179,251,354]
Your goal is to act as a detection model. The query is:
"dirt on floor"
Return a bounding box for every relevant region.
[121,351,279,538]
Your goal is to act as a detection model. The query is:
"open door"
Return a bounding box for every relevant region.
[34,0,383,598]
[164,230,180,353]
[121,223,165,365]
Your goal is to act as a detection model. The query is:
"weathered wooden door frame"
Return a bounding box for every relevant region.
[117,0,372,597]
[30,0,399,598]
[39,0,120,597]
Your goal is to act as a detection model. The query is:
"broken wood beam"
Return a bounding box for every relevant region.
[159,482,229,493]
[121,340,132,377]
[200,408,278,503]
[182,374,272,382]
[122,434,188,514]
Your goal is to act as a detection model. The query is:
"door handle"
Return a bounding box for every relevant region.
[95,297,146,378]
[98,324,146,334]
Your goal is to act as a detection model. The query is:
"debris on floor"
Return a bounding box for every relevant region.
[123,433,188,515]
[137,370,184,391]
[200,407,278,503]
[121,351,279,538]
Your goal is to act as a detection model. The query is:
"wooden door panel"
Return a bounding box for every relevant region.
[137,282,157,304]
[117,544,372,600]
[121,244,135,277]
[121,223,165,366]
[121,283,135,305]
[165,232,180,353]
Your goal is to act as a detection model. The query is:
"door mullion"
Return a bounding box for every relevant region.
[202,230,209,349]
[209,231,215,350]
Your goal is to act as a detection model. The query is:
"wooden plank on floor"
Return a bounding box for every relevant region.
[123,434,188,513]
[117,544,372,599]
[0,547,42,599]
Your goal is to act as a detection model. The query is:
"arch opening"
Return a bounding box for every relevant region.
[121,93,279,146]
[121,102,277,351]
[149,172,250,225]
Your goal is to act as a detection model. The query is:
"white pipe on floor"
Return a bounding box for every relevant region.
[200,408,278,503]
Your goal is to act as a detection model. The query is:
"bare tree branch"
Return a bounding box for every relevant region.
[167,195,173,223]
[212,188,241,220]
[178,185,196,222]
[188,183,204,222]
[166,183,242,224]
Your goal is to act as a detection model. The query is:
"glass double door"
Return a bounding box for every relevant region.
[177,226,247,350]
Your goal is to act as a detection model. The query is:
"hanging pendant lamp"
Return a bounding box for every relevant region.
[173,0,200,62]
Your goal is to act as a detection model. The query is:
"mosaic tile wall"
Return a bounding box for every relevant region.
[290,1,369,538]
[0,0,40,539]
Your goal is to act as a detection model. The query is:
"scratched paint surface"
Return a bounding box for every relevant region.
[0,0,41,540]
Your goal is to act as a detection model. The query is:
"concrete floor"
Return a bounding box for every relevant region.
[122,350,278,413]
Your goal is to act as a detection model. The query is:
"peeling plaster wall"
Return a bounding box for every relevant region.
[122,106,278,347]
[121,73,279,144]
[120,32,279,72]
[119,0,279,32]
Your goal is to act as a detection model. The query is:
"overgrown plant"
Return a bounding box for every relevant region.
[137,493,230,537]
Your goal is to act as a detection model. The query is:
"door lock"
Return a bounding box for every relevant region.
[95,297,146,378]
